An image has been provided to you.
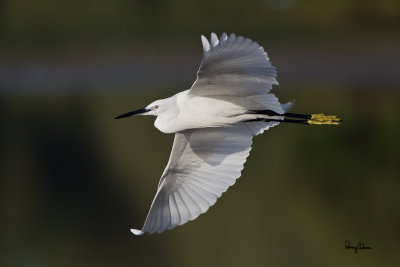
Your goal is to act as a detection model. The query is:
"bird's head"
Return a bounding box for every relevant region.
[114,100,163,119]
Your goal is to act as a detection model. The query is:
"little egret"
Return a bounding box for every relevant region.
[115,32,340,235]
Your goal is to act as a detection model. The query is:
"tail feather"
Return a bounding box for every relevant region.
[130,229,144,235]
[281,101,294,112]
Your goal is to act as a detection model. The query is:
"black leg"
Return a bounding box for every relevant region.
[249,109,312,119]
[247,110,341,125]
[244,118,309,125]
[283,113,312,120]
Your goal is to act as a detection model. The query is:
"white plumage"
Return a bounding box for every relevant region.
[114,32,341,235]
[136,122,277,234]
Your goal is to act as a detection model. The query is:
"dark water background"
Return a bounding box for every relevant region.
[1,1,399,266]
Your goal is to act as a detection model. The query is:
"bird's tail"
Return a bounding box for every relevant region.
[281,101,294,112]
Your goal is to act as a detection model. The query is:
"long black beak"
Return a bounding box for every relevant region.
[115,108,149,119]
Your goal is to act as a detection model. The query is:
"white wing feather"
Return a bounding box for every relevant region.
[132,122,275,234]
[190,32,278,98]
[131,32,288,235]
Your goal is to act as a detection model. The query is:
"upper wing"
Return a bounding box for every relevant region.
[189,32,278,97]
[131,122,277,235]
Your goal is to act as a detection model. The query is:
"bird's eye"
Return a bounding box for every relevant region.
[154,105,159,110]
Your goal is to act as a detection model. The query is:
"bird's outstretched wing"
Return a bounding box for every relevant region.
[189,32,278,97]
[131,122,278,235]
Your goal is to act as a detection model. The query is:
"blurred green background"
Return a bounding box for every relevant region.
[1,0,400,266]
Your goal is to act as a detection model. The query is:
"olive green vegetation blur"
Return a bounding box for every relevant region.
[1,0,399,45]
[1,0,400,266]
[1,89,400,266]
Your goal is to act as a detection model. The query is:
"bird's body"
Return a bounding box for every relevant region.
[153,90,283,133]
[115,32,340,235]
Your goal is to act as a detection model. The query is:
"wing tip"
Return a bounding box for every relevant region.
[210,32,219,47]
[130,228,144,236]
[220,32,228,43]
[201,35,210,53]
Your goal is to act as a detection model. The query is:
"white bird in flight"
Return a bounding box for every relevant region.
[115,32,340,235]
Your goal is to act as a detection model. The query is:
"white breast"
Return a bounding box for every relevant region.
[154,91,248,133]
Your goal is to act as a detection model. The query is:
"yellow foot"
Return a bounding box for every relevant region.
[308,113,341,125]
